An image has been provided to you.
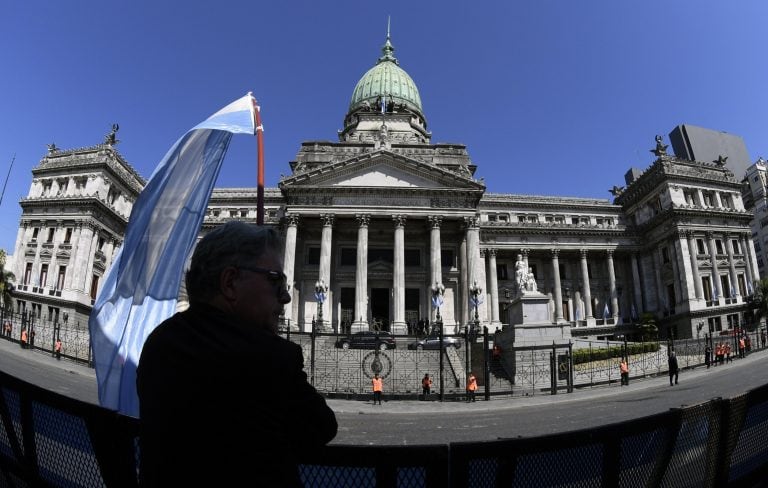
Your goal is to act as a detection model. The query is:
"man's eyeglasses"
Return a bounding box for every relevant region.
[237,266,288,290]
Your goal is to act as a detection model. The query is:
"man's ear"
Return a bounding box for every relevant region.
[219,267,240,301]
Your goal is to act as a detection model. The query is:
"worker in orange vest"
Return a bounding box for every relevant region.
[371,374,383,405]
[20,328,28,349]
[620,358,629,386]
[466,372,477,402]
[55,338,63,360]
[421,373,432,398]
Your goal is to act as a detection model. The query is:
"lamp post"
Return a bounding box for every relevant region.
[314,279,328,331]
[431,281,445,323]
[469,280,483,339]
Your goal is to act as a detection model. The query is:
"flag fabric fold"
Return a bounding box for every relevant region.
[89,94,257,417]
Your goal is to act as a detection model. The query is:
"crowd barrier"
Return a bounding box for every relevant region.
[1,368,767,487]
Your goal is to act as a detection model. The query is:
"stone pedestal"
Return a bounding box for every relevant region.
[506,292,572,347]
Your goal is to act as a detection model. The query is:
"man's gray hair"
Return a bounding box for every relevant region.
[185,221,283,304]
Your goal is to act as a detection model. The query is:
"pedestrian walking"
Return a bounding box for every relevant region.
[54,338,62,360]
[3,320,10,337]
[466,372,477,402]
[619,358,629,386]
[668,352,679,386]
[421,373,432,398]
[705,344,711,369]
[738,336,746,359]
[372,373,383,405]
[20,328,27,349]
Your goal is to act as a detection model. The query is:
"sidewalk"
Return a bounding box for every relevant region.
[2,333,766,416]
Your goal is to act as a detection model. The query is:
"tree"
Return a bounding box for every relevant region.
[0,250,15,310]
[749,278,768,329]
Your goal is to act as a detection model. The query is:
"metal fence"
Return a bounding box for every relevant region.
[1,367,767,487]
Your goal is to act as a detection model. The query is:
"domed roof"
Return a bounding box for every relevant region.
[348,34,423,117]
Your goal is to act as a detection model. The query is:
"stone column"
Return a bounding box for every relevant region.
[487,249,500,326]
[352,214,370,332]
[551,249,564,322]
[83,224,99,294]
[740,234,756,290]
[580,249,593,319]
[606,250,618,320]
[318,214,334,329]
[465,216,480,314]
[459,235,469,327]
[429,216,443,323]
[478,249,489,324]
[671,233,691,304]
[714,191,724,208]
[725,235,740,300]
[707,232,722,302]
[686,232,704,300]
[631,253,643,316]
[392,215,406,334]
[282,214,299,330]
[696,189,705,207]
[652,248,666,311]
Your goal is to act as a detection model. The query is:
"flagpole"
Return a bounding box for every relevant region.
[0,153,16,207]
[249,93,265,225]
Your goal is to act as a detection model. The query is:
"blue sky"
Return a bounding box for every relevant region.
[1,1,766,254]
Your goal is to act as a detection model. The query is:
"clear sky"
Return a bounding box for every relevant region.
[1,1,766,254]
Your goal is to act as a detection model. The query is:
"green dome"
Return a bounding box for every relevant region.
[348,35,423,116]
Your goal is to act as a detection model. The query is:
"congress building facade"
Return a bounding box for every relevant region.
[8,34,761,342]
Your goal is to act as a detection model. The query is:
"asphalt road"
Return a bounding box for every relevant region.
[2,337,766,446]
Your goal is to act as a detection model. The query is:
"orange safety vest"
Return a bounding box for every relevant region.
[422,377,432,387]
[55,341,62,352]
[21,330,28,343]
[739,338,745,349]
[372,377,382,392]
[620,362,628,374]
[467,376,477,391]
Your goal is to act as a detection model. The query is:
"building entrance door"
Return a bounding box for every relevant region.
[371,288,390,331]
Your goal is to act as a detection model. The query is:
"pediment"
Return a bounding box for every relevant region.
[280,150,483,191]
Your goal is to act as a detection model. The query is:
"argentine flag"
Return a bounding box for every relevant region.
[89,94,258,416]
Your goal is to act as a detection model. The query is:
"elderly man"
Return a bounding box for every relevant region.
[137,221,337,487]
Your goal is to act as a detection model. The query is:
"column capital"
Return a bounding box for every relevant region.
[606,249,614,258]
[685,230,695,240]
[392,214,407,228]
[285,213,300,227]
[355,214,370,227]
[428,215,443,229]
[706,231,715,240]
[580,248,588,259]
[520,248,530,258]
[320,213,335,227]
[479,248,486,258]
[487,248,497,257]
[464,215,480,229]
[551,248,560,258]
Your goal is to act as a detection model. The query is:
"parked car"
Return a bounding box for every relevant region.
[407,333,462,350]
[335,331,397,350]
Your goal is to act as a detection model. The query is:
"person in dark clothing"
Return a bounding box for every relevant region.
[668,352,679,386]
[137,222,337,487]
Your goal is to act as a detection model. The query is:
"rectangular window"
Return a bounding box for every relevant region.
[715,240,724,255]
[98,237,106,251]
[559,263,567,280]
[90,275,100,301]
[732,239,741,254]
[64,228,72,243]
[518,216,526,223]
[46,228,54,243]
[738,274,746,297]
[721,275,731,297]
[24,263,32,285]
[368,248,393,264]
[661,247,670,264]
[696,239,706,255]
[487,215,497,222]
[306,247,320,265]
[340,248,356,266]
[31,228,39,241]
[554,216,565,224]
[498,215,509,222]
[702,277,712,301]
[545,216,554,223]
[441,249,455,268]
[571,217,579,225]
[404,249,420,267]
[527,215,538,223]
[39,264,48,288]
[57,266,66,290]
[497,264,508,281]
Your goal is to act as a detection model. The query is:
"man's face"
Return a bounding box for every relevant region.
[231,251,290,332]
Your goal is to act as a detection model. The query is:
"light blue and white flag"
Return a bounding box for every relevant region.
[603,303,610,319]
[748,281,754,295]
[89,94,257,417]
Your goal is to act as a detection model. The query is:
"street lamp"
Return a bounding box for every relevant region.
[314,279,328,330]
[431,282,445,322]
[469,280,483,338]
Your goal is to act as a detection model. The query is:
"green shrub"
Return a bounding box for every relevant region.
[572,342,660,365]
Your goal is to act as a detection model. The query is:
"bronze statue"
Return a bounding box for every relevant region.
[650,135,668,157]
[105,123,120,146]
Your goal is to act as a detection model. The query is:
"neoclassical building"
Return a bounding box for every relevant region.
[8,34,760,341]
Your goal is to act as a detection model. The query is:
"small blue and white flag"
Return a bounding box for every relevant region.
[89,94,258,417]
[575,306,581,321]
[603,303,610,319]
[748,281,754,295]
